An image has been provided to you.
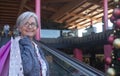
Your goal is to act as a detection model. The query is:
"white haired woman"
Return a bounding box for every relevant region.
[9,11,49,76]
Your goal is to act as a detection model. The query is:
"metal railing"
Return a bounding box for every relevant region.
[38,42,106,76]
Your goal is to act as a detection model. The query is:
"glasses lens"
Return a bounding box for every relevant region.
[24,22,36,27]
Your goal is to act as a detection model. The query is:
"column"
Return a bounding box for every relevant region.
[103,0,108,31]
[104,44,113,71]
[73,48,83,61]
[35,0,41,40]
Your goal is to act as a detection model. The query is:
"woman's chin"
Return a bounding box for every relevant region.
[25,33,35,38]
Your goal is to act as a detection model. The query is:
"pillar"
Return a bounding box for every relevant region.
[104,44,113,71]
[35,0,41,40]
[73,48,83,61]
[103,0,108,31]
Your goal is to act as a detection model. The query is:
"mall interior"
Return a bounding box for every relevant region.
[0,0,120,76]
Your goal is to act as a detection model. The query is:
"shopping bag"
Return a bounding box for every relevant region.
[9,37,24,76]
[0,41,11,76]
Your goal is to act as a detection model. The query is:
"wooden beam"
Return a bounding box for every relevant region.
[0,3,19,7]
[67,7,113,27]
[58,4,93,23]
[65,15,102,29]
[66,13,98,25]
[0,16,16,19]
[0,0,20,3]
[76,19,102,29]
[0,13,17,16]
[0,21,14,23]
[0,7,18,10]
[0,10,17,15]
[42,6,57,12]
[87,0,114,9]
[43,0,73,3]
[24,5,34,12]
[0,18,15,20]
[50,0,87,20]
[18,0,28,15]
[87,0,101,5]
[68,12,112,29]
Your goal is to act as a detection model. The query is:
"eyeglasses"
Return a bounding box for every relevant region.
[24,22,37,28]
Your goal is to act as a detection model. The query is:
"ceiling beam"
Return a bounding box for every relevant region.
[0,16,16,18]
[0,13,17,15]
[87,0,102,5]
[58,4,93,23]
[68,12,112,29]
[18,0,28,15]
[0,10,17,15]
[43,0,73,3]
[42,6,57,12]
[76,18,102,29]
[0,3,18,6]
[0,21,14,23]
[0,7,18,10]
[24,5,34,12]
[0,0,19,3]
[0,18,16,21]
[50,0,87,20]
[65,7,112,28]
[68,13,98,24]
[88,0,114,9]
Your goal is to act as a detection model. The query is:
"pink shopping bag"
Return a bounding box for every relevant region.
[0,41,11,76]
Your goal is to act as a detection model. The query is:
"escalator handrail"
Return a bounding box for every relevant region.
[38,41,106,76]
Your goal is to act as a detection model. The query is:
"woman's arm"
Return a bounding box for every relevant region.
[19,37,34,74]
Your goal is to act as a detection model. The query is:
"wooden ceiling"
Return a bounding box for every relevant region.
[0,0,115,30]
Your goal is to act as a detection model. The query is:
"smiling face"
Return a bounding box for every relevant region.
[19,16,38,39]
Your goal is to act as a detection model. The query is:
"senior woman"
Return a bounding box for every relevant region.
[15,11,49,76]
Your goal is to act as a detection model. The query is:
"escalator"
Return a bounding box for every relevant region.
[38,42,106,76]
[0,37,106,76]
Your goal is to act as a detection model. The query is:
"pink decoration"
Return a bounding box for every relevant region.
[104,45,113,71]
[105,57,112,65]
[115,19,120,28]
[113,8,120,17]
[108,35,115,44]
[118,58,120,61]
[73,48,83,61]
[110,15,116,23]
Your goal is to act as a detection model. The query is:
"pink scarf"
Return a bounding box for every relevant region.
[0,41,11,76]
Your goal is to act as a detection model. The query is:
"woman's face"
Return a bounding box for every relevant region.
[19,17,38,39]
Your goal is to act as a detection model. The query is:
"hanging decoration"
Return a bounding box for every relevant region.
[107,0,120,76]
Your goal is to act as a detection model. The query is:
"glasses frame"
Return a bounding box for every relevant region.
[24,22,37,28]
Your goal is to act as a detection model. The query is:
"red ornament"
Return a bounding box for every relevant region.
[105,57,112,65]
[118,58,120,61]
[110,15,116,23]
[108,35,115,44]
[115,19,120,28]
[113,8,120,17]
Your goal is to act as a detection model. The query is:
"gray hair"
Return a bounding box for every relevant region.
[16,11,38,27]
